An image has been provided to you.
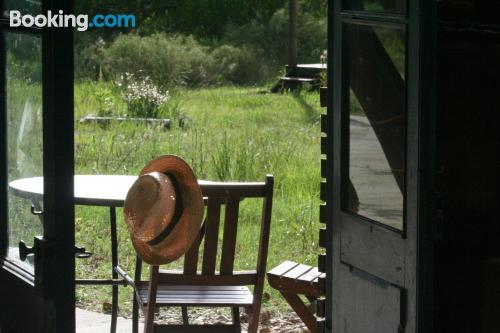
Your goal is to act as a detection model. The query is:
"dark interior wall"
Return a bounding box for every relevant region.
[435,12,500,332]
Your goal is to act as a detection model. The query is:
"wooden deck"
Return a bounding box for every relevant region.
[272,63,327,92]
[295,63,327,69]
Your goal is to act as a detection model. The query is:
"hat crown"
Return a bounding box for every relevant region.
[126,172,177,243]
[124,155,204,266]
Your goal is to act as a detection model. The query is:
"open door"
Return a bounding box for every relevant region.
[325,0,435,332]
[0,0,75,332]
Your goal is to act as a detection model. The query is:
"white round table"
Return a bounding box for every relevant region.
[8,175,212,333]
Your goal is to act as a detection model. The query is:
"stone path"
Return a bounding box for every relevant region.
[76,308,309,332]
[76,308,142,333]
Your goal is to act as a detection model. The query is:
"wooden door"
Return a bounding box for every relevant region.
[324,0,436,332]
[0,0,75,332]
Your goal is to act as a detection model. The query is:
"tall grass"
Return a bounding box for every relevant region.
[73,83,323,314]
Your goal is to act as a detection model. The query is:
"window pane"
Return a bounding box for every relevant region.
[4,0,42,15]
[343,0,406,15]
[6,33,43,271]
[344,23,406,230]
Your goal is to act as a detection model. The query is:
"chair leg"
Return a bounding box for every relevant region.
[182,307,189,325]
[232,307,241,332]
[110,207,119,333]
[144,266,159,333]
[281,292,317,333]
[247,306,259,333]
[133,256,142,333]
[132,293,140,333]
[110,284,118,333]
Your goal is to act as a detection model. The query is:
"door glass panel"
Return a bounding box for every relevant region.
[344,23,406,230]
[4,0,42,15]
[6,33,43,271]
[343,0,406,15]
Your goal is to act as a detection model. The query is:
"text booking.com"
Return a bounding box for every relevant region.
[10,10,136,31]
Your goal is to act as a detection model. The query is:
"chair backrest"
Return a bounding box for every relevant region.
[142,175,274,289]
[183,175,274,285]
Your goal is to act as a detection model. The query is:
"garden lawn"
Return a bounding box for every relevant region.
[74,83,323,315]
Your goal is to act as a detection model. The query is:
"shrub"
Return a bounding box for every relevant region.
[75,37,107,81]
[95,85,115,117]
[223,5,327,72]
[211,45,265,84]
[102,34,216,88]
[118,73,170,118]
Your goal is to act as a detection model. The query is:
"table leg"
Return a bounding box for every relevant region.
[280,292,317,333]
[110,207,118,333]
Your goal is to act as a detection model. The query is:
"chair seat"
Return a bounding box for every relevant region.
[267,261,325,298]
[136,282,254,307]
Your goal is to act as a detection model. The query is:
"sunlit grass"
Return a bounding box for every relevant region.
[74,82,323,315]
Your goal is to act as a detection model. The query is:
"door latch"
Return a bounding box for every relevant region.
[18,240,36,261]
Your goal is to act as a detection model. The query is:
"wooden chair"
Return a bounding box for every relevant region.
[117,176,274,333]
[267,261,325,332]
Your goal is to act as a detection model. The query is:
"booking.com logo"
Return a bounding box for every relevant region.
[10,10,136,31]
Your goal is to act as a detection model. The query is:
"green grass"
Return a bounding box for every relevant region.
[72,82,323,315]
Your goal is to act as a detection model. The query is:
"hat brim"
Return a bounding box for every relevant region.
[124,155,204,265]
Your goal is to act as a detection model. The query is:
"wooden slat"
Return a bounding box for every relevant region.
[321,158,327,179]
[298,267,322,283]
[268,274,322,298]
[317,276,326,295]
[320,87,328,108]
[184,223,205,274]
[319,228,327,248]
[202,198,223,275]
[200,183,266,198]
[321,113,328,133]
[138,283,250,291]
[156,271,257,286]
[281,292,317,332]
[154,324,238,333]
[316,297,326,317]
[318,254,326,273]
[137,285,253,306]
[317,318,326,333]
[267,261,299,277]
[320,181,327,202]
[321,136,328,155]
[319,204,327,224]
[283,264,314,280]
[220,198,240,275]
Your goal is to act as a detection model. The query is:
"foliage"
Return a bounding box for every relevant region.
[95,84,116,117]
[75,37,107,81]
[6,79,44,260]
[72,83,323,314]
[99,33,271,87]
[222,6,327,71]
[118,73,170,118]
[211,45,266,84]
[102,33,217,88]
[6,34,41,84]
[75,1,328,86]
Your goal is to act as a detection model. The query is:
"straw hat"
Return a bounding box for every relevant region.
[124,155,204,265]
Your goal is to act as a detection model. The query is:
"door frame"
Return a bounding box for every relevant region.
[325,0,437,332]
[0,0,75,331]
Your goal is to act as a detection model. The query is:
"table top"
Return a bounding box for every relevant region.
[9,175,216,208]
[9,175,139,207]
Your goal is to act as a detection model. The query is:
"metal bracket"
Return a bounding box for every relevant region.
[75,246,92,259]
[18,240,36,261]
[30,204,44,216]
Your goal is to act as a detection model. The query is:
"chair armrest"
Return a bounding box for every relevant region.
[114,265,136,289]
